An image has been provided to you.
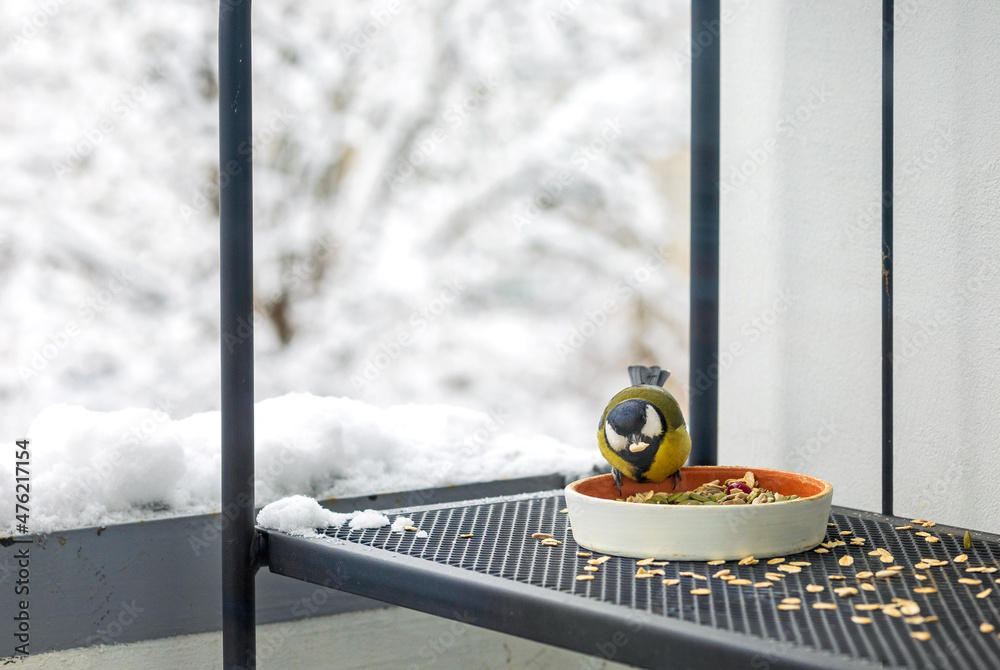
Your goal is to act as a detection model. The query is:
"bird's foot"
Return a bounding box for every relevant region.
[612,469,623,497]
[670,469,682,491]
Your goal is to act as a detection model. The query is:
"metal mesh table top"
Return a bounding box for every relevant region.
[280,490,1000,669]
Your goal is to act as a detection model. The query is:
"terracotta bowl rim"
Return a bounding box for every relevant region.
[566,465,833,507]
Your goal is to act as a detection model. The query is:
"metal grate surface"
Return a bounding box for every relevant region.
[314,490,1000,669]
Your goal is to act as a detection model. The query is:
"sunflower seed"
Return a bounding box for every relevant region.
[560,508,569,513]
[782,597,802,605]
[856,571,874,579]
[860,583,877,591]
[976,589,993,599]
[851,616,873,625]
[895,525,912,530]
[806,584,825,593]
[900,603,921,616]
[576,575,594,581]
[662,578,680,585]
[790,561,812,567]
[980,623,995,634]
[738,556,757,566]
[777,604,801,611]
[839,555,855,567]
[690,588,712,595]
[812,603,837,610]
[883,606,902,618]
[459,533,474,538]
[814,548,830,554]
[905,616,927,625]
[767,557,786,564]
[636,557,656,566]
[713,569,731,578]
[959,578,983,585]
[875,570,899,578]
[540,539,561,546]
[954,554,969,563]
[728,579,752,586]
[828,575,847,580]
[911,631,932,641]
[777,564,801,573]
[588,556,611,565]
[855,603,883,611]
[834,587,859,598]
[577,552,592,557]
[404,526,419,531]
[840,530,853,536]
[707,559,726,566]
[531,533,554,539]
[913,587,937,594]
[754,581,772,588]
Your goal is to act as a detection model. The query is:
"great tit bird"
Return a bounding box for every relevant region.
[598,365,691,495]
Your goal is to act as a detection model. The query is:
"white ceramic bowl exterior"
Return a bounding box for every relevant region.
[565,468,833,560]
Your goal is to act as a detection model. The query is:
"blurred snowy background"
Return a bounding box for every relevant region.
[0,0,691,526]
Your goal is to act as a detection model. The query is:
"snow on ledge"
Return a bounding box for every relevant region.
[1,392,600,534]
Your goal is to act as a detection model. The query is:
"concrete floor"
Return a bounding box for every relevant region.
[11,606,639,669]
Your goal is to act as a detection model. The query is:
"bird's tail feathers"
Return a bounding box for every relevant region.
[628,365,670,387]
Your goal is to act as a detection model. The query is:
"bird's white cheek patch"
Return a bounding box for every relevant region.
[605,424,628,452]
[641,404,664,437]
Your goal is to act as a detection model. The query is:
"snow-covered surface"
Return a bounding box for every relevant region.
[0,393,602,534]
[255,494,397,536]
[0,1,691,532]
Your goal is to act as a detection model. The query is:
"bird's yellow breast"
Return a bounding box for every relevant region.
[599,425,691,483]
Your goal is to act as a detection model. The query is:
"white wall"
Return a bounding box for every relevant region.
[720,0,1000,533]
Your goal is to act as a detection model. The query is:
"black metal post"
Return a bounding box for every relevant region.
[220,1,257,668]
[689,0,720,466]
[881,0,894,517]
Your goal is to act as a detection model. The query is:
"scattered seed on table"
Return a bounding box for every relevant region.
[690,588,712,596]
[915,531,931,537]
[875,570,899,578]
[911,631,932,641]
[540,539,561,546]
[828,523,836,527]
[404,526,419,531]
[850,538,866,546]
[531,533,553,539]
[839,555,854,567]
[911,519,927,523]
[959,578,983,585]
[924,616,939,623]
[883,606,902,618]
[881,554,895,564]
[812,603,837,610]
[914,562,930,570]
[914,575,928,582]
[576,575,594,581]
[782,597,802,605]
[459,534,474,538]
[954,554,969,563]
[754,582,772,588]
[767,557,785,565]
[855,604,883,611]
[851,616,872,625]
[856,571,874,579]
[887,565,904,571]
[777,604,801,611]
[814,548,830,554]
[922,521,936,527]
[713,569,731,578]
[589,556,611,565]
[577,552,592,558]
[790,561,811,567]
[738,555,757,566]
[707,559,726,566]
[728,578,752,586]
[583,566,599,572]
[635,568,652,579]
[905,616,927,625]
[834,587,859,598]
[636,557,656,566]
[662,578,680,586]
[913,587,937,594]
[900,603,921,616]
[651,561,670,566]
[719,575,735,581]
[806,584,825,593]
[560,508,569,513]
[860,583,877,591]
[778,564,801,574]
[895,525,912,530]
[840,530,853,536]
[980,623,995,634]
[648,569,666,576]
[964,530,973,549]
[976,589,993,599]
[925,537,940,543]
[828,575,847,581]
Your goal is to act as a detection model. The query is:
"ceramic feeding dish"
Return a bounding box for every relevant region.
[565,466,833,560]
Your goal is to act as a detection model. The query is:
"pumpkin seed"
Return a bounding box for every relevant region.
[964,530,973,550]
[777,564,801,574]
[790,561,811,567]
[459,533,474,538]
[712,569,731,578]
[828,575,847,580]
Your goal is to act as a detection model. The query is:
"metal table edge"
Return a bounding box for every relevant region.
[262,529,885,670]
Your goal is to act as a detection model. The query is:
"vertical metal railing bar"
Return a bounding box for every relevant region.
[219,1,257,668]
[882,0,894,517]
[690,0,721,466]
